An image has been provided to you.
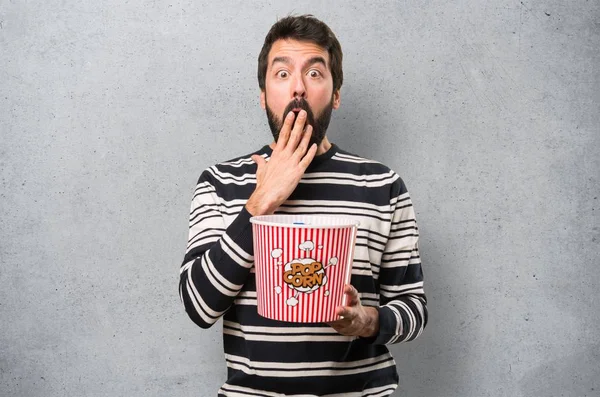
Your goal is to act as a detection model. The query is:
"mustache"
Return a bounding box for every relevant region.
[265,96,333,147]
[284,98,312,117]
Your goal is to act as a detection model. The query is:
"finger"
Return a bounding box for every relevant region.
[344,284,360,306]
[328,319,351,334]
[293,125,312,158]
[329,306,351,322]
[337,306,355,319]
[328,323,347,335]
[285,109,307,152]
[344,284,356,294]
[251,154,265,167]
[298,143,318,168]
[275,111,296,150]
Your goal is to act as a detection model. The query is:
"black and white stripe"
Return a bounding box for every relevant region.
[179,144,427,396]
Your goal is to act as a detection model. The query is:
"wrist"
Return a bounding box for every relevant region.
[361,307,380,338]
[246,191,276,216]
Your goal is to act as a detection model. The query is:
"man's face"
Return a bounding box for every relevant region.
[260,39,341,147]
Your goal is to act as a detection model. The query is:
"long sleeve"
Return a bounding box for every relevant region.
[178,170,255,329]
[366,176,428,345]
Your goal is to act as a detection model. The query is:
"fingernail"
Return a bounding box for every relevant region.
[288,111,295,118]
[299,110,307,117]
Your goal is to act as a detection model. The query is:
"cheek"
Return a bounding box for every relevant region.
[266,88,289,111]
[310,82,334,104]
[314,93,334,111]
[270,82,289,97]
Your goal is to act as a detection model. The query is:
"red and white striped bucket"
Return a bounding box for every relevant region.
[249,215,359,323]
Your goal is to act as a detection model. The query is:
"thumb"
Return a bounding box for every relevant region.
[251,154,266,168]
[345,284,360,306]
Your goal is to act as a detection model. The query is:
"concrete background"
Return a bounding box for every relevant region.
[1,0,598,396]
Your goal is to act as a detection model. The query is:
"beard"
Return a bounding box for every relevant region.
[265,96,334,148]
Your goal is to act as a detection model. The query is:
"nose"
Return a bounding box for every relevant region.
[291,74,306,99]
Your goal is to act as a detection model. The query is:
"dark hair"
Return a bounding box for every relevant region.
[257,14,343,92]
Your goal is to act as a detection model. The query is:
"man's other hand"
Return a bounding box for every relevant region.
[327,284,380,338]
[246,109,317,216]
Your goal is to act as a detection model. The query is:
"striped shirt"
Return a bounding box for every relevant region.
[179,143,428,396]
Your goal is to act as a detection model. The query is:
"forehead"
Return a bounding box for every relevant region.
[267,39,329,67]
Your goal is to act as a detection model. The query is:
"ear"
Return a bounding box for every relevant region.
[332,89,341,110]
[260,90,266,110]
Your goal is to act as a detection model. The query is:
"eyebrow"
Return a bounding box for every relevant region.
[271,56,327,70]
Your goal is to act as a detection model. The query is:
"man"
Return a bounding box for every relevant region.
[179,15,427,396]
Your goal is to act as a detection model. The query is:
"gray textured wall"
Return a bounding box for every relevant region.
[1,0,598,396]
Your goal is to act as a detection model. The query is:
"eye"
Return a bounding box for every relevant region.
[277,70,289,78]
[308,70,321,78]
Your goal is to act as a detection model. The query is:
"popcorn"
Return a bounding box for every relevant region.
[250,215,359,323]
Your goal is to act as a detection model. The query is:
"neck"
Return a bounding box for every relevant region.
[269,136,332,156]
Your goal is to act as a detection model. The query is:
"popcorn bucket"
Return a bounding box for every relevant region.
[249,215,359,323]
